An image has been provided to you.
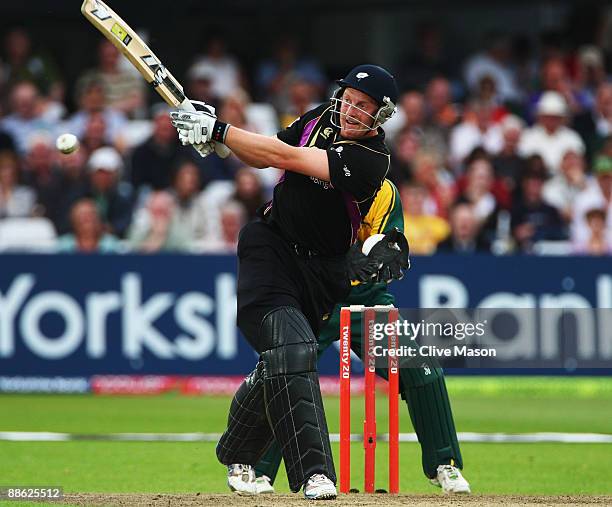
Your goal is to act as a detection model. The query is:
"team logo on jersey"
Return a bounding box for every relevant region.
[343,165,351,177]
[356,72,369,80]
[321,127,333,139]
[332,146,343,153]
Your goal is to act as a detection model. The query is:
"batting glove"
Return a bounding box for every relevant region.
[172,101,232,159]
[171,109,216,145]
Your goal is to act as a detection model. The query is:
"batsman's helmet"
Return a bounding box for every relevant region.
[337,64,399,106]
[333,64,399,129]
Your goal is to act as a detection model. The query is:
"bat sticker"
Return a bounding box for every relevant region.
[141,55,168,86]
[91,5,111,21]
[141,55,186,103]
[111,23,132,46]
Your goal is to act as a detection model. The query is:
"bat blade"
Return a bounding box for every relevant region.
[80,0,193,111]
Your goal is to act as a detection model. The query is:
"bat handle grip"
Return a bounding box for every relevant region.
[179,99,197,113]
[178,99,231,159]
[213,142,232,159]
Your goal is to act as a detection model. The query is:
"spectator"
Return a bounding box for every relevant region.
[492,114,526,192]
[449,100,503,170]
[79,112,109,157]
[455,157,498,225]
[279,77,321,129]
[219,90,258,133]
[76,39,144,117]
[574,45,607,109]
[411,149,454,217]
[129,104,193,192]
[542,150,594,223]
[82,147,133,238]
[573,83,612,162]
[255,36,326,112]
[172,160,209,242]
[387,91,447,157]
[66,78,128,150]
[514,154,547,202]
[51,149,89,234]
[518,91,585,175]
[0,149,36,218]
[511,167,566,253]
[383,91,426,144]
[572,155,612,244]
[424,77,460,132]
[573,208,612,255]
[437,202,490,254]
[464,32,521,104]
[200,199,246,254]
[232,167,265,220]
[218,200,247,252]
[401,181,450,255]
[389,127,422,184]
[127,190,191,252]
[56,198,121,253]
[1,28,63,104]
[191,36,245,100]
[0,81,55,154]
[21,133,61,220]
[186,61,220,110]
[527,57,590,119]
[471,75,508,121]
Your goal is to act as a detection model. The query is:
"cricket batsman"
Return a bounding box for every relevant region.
[172,64,408,500]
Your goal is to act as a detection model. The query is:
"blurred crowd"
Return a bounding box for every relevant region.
[1,24,612,256]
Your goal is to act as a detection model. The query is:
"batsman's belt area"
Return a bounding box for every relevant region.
[60,493,612,506]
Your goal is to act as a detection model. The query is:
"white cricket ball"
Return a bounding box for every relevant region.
[56,133,79,154]
[362,233,386,256]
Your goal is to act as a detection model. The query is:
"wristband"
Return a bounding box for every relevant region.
[212,121,230,143]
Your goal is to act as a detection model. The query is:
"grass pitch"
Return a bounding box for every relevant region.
[0,377,611,497]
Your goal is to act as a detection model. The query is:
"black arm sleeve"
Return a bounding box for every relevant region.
[327,143,389,202]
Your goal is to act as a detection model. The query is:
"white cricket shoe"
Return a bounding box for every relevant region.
[303,474,337,500]
[227,464,258,495]
[430,464,471,494]
[255,475,275,494]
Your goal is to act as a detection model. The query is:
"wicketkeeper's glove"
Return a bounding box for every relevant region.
[346,241,384,283]
[346,228,410,284]
[369,227,410,283]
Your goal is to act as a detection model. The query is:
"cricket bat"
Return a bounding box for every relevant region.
[81,0,230,158]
